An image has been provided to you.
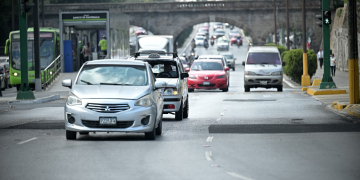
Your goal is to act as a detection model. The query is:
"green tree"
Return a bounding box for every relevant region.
[0,0,12,53]
[282,49,317,83]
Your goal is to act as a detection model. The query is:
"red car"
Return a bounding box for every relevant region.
[230,36,242,46]
[135,27,147,36]
[186,60,229,92]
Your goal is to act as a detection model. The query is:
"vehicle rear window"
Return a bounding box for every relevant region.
[246,53,281,65]
[77,65,148,86]
[191,61,224,71]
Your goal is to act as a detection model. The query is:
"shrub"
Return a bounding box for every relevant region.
[282,49,318,83]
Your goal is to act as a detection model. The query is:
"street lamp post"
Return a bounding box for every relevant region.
[301,0,310,87]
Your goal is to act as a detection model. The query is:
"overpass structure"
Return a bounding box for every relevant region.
[42,0,323,51]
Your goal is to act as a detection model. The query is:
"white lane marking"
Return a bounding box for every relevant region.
[205,151,213,161]
[220,112,225,116]
[263,95,271,98]
[17,137,37,145]
[227,172,255,180]
[206,136,213,142]
[216,118,221,122]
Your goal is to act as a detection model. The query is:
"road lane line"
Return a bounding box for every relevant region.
[227,172,255,180]
[220,112,225,116]
[216,118,221,122]
[205,151,213,161]
[206,136,213,142]
[17,137,37,145]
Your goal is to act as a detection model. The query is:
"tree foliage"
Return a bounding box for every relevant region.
[282,49,317,83]
[0,0,13,51]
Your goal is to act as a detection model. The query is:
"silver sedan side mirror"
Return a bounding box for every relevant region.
[62,79,72,89]
[155,80,166,90]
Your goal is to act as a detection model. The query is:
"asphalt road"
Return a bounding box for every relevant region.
[0,24,360,180]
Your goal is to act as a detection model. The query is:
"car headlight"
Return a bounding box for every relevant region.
[245,71,257,75]
[217,75,226,79]
[67,92,82,106]
[188,75,197,79]
[135,94,152,107]
[13,72,18,77]
[271,71,283,75]
[163,88,178,96]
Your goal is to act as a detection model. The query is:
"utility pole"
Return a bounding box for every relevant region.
[286,0,289,50]
[17,0,35,100]
[34,0,41,92]
[12,0,15,30]
[347,0,359,104]
[273,0,277,45]
[319,0,336,89]
[301,0,310,86]
[41,0,44,27]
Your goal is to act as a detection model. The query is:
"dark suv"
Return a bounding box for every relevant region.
[132,52,189,120]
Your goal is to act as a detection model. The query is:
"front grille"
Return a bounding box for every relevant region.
[198,84,216,87]
[82,120,134,128]
[86,103,130,113]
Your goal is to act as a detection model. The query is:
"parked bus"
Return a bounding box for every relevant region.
[4,27,60,91]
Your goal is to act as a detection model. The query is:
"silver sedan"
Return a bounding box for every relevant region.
[62,60,166,140]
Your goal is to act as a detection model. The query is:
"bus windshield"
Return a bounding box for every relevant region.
[11,39,54,70]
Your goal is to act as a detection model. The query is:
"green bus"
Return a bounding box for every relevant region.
[4,27,60,91]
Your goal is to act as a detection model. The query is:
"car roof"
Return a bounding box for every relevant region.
[220,52,233,55]
[199,55,224,58]
[86,59,146,66]
[195,59,222,63]
[248,46,280,53]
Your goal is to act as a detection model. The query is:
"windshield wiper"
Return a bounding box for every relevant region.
[100,83,130,85]
[81,80,92,85]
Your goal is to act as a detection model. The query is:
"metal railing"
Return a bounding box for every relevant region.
[42,55,61,90]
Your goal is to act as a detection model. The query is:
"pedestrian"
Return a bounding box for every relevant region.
[82,42,91,63]
[330,53,336,76]
[291,44,296,49]
[317,47,324,69]
[98,35,107,57]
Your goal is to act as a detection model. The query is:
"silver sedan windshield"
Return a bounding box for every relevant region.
[77,65,148,86]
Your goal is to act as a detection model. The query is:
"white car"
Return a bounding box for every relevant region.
[195,36,206,46]
[62,59,166,140]
[216,38,229,51]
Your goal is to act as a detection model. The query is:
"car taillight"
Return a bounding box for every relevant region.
[168,104,175,109]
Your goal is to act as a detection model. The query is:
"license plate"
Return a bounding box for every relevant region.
[203,81,210,85]
[260,81,267,85]
[99,117,117,125]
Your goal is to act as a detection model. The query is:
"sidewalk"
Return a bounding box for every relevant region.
[283,62,360,120]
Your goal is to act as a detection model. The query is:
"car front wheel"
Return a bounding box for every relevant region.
[145,123,156,140]
[155,115,162,135]
[244,85,250,92]
[66,130,77,140]
[175,101,183,120]
[183,97,189,118]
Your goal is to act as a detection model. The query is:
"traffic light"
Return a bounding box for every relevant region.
[21,0,34,15]
[323,11,331,25]
[316,14,322,27]
[331,0,344,10]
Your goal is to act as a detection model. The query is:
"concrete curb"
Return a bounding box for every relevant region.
[282,75,302,89]
[8,94,61,104]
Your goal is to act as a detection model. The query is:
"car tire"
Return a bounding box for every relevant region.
[16,85,20,91]
[232,66,235,71]
[175,101,183,121]
[244,85,250,92]
[222,87,229,92]
[277,85,283,92]
[79,132,89,135]
[188,89,194,92]
[155,115,162,135]
[145,123,156,140]
[183,97,189,118]
[66,130,77,140]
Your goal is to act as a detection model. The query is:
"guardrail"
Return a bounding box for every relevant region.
[42,55,61,90]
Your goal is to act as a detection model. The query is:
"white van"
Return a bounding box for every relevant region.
[242,46,285,92]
